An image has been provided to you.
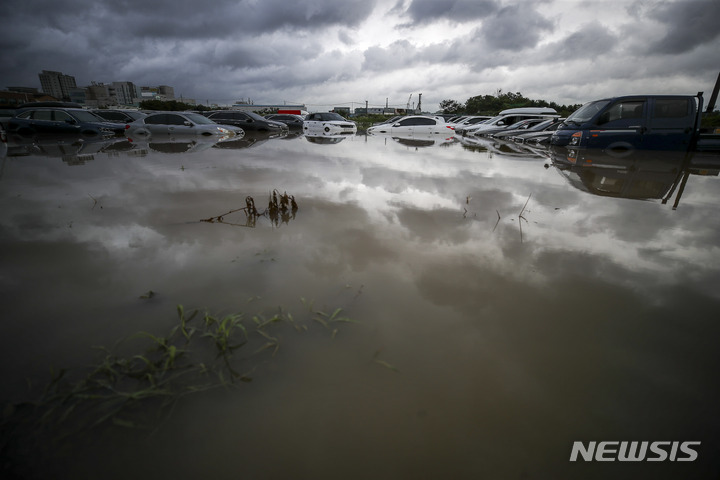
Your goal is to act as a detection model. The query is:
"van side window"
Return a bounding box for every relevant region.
[653,99,690,118]
[34,110,53,121]
[53,111,73,122]
[597,101,645,126]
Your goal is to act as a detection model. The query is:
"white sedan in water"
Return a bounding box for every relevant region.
[366,115,454,136]
[125,111,245,137]
[302,112,357,135]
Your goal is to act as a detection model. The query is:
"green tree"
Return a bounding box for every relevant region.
[439,99,463,114]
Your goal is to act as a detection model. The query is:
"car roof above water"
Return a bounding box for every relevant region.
[498,107,558,116]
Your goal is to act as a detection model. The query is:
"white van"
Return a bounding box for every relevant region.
[459,107,559,137]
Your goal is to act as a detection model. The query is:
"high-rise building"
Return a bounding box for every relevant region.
[158,85,175,99]
[85,82,114,108]
[38,70,77,101]
[112,81,140,105]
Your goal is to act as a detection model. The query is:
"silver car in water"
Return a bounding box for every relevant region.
[125,111,244,138]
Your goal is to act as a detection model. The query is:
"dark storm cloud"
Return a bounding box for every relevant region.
[642,0,720,54]
[0,0,376,98]
[540,22,618,60]
[400,0,500,24]
[362,38,462,72]
[362,40,418,71]
[477,3,554,50]
[3,0,376,38]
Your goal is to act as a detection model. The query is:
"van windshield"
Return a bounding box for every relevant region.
[484,115,505,125]
[565,100,611,124]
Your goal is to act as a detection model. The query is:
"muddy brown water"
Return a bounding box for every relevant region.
[1,132,719,479]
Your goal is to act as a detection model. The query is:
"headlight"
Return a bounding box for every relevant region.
[217,127,231,134]
[569,131,582,146]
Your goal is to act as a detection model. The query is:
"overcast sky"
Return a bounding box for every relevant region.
[1,0,719,112]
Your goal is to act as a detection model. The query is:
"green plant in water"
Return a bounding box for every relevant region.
[1,299,358,449]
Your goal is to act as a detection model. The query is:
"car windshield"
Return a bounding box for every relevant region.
[317,113,347,122]
[185,113,216,125]
[71,110,106,122]
[245,111,268,121]
[482,115,505,126]
[565,100,611,124]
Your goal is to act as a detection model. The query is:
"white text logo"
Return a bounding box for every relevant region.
[569,441,700,462]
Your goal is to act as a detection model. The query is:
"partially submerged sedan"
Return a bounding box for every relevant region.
[303,112,357,135]
[8,107,126,137]
[125,112,244,138]
[204,110,288,134]
[366,115,454,136]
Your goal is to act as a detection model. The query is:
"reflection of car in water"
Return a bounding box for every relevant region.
[455,133,547,158]
[367,131,456,148]
[211,130,284,149]
[549,145,720,208]
[126,134,234,155]
[4,133,132,164]
[304,134,348,144]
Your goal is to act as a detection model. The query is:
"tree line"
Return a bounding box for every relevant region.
[439,91,583,117]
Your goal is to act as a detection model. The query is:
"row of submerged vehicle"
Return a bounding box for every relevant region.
[368,92,718,157]
[4,93,714,157]
[0,102,360,144]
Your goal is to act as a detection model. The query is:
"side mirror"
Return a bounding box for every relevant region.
[246,119,253,123]
[183,121,192,126]
[65,119,77,125]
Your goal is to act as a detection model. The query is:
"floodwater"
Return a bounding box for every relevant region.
[1,130,719,479]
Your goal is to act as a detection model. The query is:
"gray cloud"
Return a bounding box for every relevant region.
[0,0,718,111]
[477,4,554,51]
[401,0,500,25]
[644,0,720,54]
[539,22,618,61]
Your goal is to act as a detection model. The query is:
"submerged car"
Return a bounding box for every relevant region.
[205,110,288,133]
[490,118,561,139]
[264,114,304,130]
[452,116,492,130]
[550,95,699,152]
[366,115,453,136]
[92,109,147,124]
[371,115,403,126]
[124,112,244,137]
[457,107,559,136]
[7,107,126,136]
[303,112,357,134]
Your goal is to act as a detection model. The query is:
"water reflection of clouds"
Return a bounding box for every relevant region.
[3,139,719,303]
[3,138,719,479]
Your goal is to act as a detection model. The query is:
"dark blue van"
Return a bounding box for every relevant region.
[550,95,699,153]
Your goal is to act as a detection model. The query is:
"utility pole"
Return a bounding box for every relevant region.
[417,93,422,113]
